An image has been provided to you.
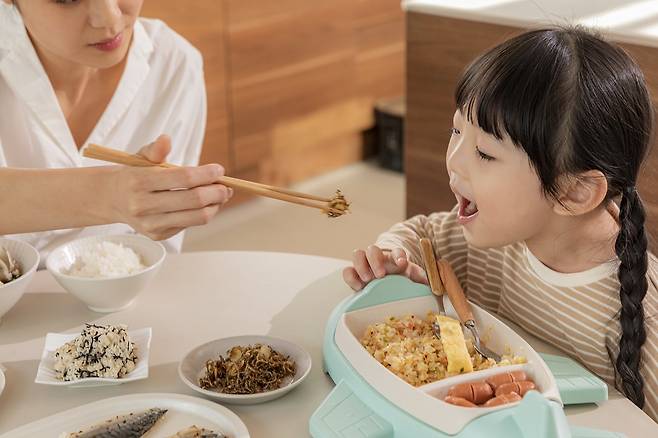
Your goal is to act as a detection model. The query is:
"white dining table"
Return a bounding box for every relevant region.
[0,251,656,437]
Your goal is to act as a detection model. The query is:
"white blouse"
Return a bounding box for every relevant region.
[0,4,207,265]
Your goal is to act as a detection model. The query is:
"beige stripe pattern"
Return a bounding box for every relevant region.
[376,207,658,422]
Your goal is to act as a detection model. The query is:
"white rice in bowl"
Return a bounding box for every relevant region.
[65,241,146,278]
[53,324,137,380]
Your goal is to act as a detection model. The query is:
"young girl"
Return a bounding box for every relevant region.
[344,26,658,421]
[0,0,231,262]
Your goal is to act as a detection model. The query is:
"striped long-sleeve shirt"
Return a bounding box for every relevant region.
[376,206,658,421]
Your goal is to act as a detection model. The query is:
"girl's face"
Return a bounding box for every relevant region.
[12,0,144,69]
[447,110,555,248]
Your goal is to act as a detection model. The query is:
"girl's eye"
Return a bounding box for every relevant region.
[55,0,80,4]
[449,127,461,136]
[476,146,495,161]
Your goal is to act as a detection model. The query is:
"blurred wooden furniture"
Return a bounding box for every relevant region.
[404,1,658,251]
[142,0,405,203]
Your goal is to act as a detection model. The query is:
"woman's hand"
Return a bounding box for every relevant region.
[342,244,428,291]
[104,135,233,240]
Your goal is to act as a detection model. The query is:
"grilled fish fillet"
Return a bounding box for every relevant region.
[62,407,167,438]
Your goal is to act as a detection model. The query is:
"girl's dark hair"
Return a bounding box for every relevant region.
[455,26,653,408]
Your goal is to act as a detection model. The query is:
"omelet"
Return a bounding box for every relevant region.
[436,314,473,374]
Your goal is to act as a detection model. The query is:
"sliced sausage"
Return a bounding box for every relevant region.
[483,392,522,407]
[447,381,494,404]
[444,396,477,407]
[495,380,536,397]
[486,370,528,390]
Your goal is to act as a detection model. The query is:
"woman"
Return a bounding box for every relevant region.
[0,0,231,263]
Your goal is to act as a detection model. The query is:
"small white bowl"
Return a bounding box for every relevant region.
[35,327,151,387]
[0,238,40,323]
[179,335,312,405]
[46,234,165,313]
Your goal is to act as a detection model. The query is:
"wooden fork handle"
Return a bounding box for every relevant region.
[420,238,445,295]
[437,259,475,323]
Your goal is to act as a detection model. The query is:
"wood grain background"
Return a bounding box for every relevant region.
[142,0,405,204]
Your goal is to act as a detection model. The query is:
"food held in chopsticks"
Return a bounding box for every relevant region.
[167,426,225,438]
[0,245,21,284]
[360,312,526,386]
[83,144,351,218]
[64,241,145,278]
[60,407,167,437]
[199,344,296,394]
[326,190,350,218]
[54,324,137,381]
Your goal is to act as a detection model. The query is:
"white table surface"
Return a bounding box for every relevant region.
[403,0,658,49]
[0,251,656,437]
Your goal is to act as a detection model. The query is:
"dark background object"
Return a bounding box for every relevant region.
[375,96,406,172]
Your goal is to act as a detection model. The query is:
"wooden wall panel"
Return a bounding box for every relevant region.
[227,0,314,26]
[140,0,231,170]
[227,0,358,186]
[143,1,405,200]
[227,0,405,188]
[355,1,405,124]
[405,12,658,250]
[228,2,354,80]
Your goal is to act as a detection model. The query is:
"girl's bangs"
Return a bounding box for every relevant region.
[454,30,571,153]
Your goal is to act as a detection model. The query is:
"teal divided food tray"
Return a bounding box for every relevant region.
[540,353,608,405]
[310,275,621,438]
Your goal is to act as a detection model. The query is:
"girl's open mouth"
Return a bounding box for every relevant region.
[458,195,479,224]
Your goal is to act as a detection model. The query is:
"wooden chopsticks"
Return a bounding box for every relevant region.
[82,144,350,217]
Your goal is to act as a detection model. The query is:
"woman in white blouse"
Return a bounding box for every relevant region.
[0,0,231,262]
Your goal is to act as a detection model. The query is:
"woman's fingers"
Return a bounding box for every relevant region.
[343,267,365,291]
[145,164,225,191]
[138,204,221,239]
[134,183,232,216]
[352,249,375,283]
[138,134,172,164]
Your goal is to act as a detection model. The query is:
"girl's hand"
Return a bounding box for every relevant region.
[104,135,233,241]
[342,245,428,291]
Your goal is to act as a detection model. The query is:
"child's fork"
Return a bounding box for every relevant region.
[438,259,502,362]
[419,238,451,343]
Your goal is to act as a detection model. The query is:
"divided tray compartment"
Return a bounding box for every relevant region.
[335,290,562,435]
[420,362,536,405]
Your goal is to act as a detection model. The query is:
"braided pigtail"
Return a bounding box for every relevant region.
[614,186,648,408]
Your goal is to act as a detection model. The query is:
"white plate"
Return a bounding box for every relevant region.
[179,335,312,405]
[0,392,249,438]
[35,327,151,387]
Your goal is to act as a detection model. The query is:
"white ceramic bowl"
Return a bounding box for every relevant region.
[0,238,40,323]
[179,335,312,405]
[46,234,165,313]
